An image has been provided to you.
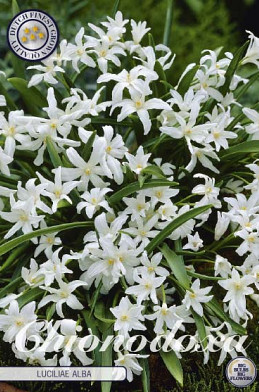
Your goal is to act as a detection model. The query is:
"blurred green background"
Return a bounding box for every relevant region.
[0,0,258,83]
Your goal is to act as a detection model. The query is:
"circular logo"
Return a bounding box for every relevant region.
[7,9,59,61]
[226,356,257,388]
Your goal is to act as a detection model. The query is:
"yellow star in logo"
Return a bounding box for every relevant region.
[21,36,27,42]
[30,34,36,40]
[38,32,45,39]
[24,27,30,34]
[32,26,39,32]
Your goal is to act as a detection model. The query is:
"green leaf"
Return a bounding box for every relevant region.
[236,71,259,100]
[81,130,96,161]
[163,0,174,47]
[140,355,150,392]
[148,33,156,49]
[82,310,102,366]
[8,77,47,114]
[0,277,22,299]
[17,287,43,308]
[0,80,17,111]
[0,243,29,273]
[94,302,115,325]
[111,0,120,18]
[108,179,178,205]
[141,165,166,179]
[90,281,102,316]
[46,303,56,321]
[220,41,249,96]
[12,0,19,15]
[101,325,114,392]
[161,244,190,289]
[205,298,246,335]
[219,140,259,160]
[138,174,146,188]
[177,65,199,96]
[191,310,207,348]
[146,205,212,255]
[0,221,92,256]
[46,137,62,167]
[187,271,224,281]
[159,350,183,386]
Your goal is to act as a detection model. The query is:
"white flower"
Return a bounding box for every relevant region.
[38,167,80,213]
[38,249,73,286]
[183,232,203,251]
[99,125,127,184]
[97,66,156,102]
[125,146,151,174]
[126,269,166,304]
[110,297,146,336]
[214,255,232,278]
[219,269,254,321]
[34,229,62,258]
[184,144,220,174]
[214,212,230,240]
[146,303,183,334]
[124,215,159,246]
[0,95,6,106]
[22,259,43,287]
[192,174,221,208]
[17,178,52,214]
[112,90,171,134]
[0,146,13,176]
[183,279,213,316]
[67,27,96,72]
[137,252,169,277]
[77,187,112,218]
[88,39,126,73]
[128,20,150,52]
[28,57,65,87]
[38,277,87,318]
[0,300,38,343]
[101,11,129,34]
[115,352,148,382]
[123,193,150,220]
[0,110,30,157]
[0,195,44,239]
[242,31,259,67]
[58,319,93,366]
[61,142,107,190]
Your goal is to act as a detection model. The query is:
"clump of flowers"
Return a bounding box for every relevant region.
[1,9,259,389]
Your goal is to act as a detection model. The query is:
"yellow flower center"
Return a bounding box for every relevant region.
[60,290,69,298]
[55,190,61,198]
[15,318,24,327]
[120,315,129,321]
[20,213,28,222]
[135,100,143,109]
[77,49,84,56]
[8,126,16,136]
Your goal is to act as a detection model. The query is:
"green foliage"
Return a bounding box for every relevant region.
[0,0,240,84]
